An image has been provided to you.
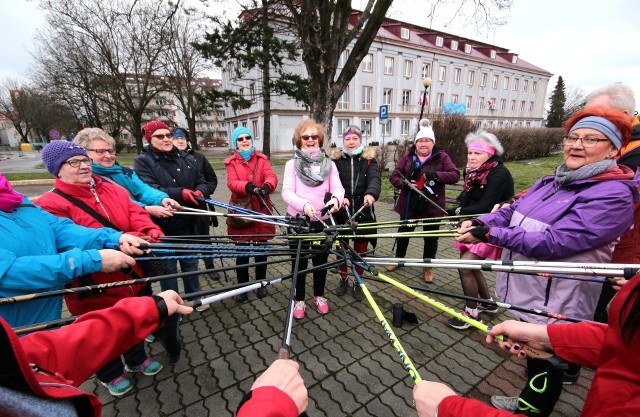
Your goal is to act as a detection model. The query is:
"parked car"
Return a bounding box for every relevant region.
[199,137,229,148]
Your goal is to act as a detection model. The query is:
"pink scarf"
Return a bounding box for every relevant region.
[0,174,24,212]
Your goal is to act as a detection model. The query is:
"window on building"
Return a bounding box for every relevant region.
[520,101,526,112]
[492,75,499,89]
[529,101,534,113]
[401,28,410,39]
[467,70,475,85]
[526,121,531,127]
[490,98,497,109]
[435,36,443,47]
[382,120,392,136]
[452,94,459,103]
[532,81,538,93]
[249,83,256,103]
[512,55,518,64]
[252,120,259,139]
[523,79,529,92]
[362,86,372,111]
[337,119,351,137]
[466,95,473,109]
[498,121,504,128]
[464,44,472,54]
[478,96,485,109]
[421,62,431,78]
[361,119,372,138]
[338,50,349,69]
[403,60,413,77]
[438,65,447,82]
[513,78,519,91]
[500,99,506,110]
[337,86,349,110]
[510,100,516,111]
[453,68,461,83]
[480,73,487,87]
[401,90,411,111]
[451,40,459,50]
[503,77,510,90]
[490,50,496,59]
[383,88,393,105]
[240,87,245,97]
[384,57,394,75]
[401,119,410,136]
[436,93,444,108]
[362,53,373,72]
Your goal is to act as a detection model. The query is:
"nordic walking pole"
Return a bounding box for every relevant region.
[278,239,303,359]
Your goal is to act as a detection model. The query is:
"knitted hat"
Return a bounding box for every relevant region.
[173,128,188,138]
[42,140,89,176]
[231,127,252,148]
[415,119,436,144]
[142,120,170,142]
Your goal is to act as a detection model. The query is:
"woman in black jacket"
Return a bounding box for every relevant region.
[331,125,381,300]
[134,120,210,301]
[447,130,514,329]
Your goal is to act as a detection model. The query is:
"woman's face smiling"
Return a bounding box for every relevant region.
[563,128,616,170]
[300,127,320,151]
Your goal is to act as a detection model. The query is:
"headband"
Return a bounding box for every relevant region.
[569,116,622,150]
[468,142,496,156]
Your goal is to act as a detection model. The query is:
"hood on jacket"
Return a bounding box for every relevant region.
[330,146,376,161]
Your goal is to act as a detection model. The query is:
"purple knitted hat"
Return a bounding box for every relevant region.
[42,140,89,176]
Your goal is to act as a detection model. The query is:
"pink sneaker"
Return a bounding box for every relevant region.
[293,300,306,319]
[314,296,329,315]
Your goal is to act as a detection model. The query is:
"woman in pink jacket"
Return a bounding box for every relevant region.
[281,119,345,319]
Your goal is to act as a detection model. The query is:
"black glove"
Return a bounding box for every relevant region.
[446,208,458,216]
[425,172,438,186]
[245,183,257,195]
[259,184,270,196]
[470,226,491,243]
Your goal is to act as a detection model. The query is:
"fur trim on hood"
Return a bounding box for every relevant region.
[331,146,376,160]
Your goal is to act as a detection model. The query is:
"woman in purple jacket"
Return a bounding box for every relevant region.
[281,119,345,319]
[388,119,460,282]
[456,107,639,416]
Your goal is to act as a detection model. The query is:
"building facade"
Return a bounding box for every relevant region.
[222,13,552,152]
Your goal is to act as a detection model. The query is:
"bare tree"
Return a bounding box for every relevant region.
[0,79,36,143]
[563,85,586,118]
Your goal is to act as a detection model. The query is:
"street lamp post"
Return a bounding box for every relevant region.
[418,77,432,121]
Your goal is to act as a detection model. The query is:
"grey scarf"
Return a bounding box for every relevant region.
[554,159,617,186]
[294,148,332,187]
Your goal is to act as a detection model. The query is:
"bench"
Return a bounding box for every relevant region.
[445,180,464,208]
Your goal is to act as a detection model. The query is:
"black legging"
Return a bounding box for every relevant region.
[96,341,147,382]
[394,223,440,259]
[289,239,329,301]
[236,241,268,283]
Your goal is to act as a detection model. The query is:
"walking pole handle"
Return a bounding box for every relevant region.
[277,347,291,359]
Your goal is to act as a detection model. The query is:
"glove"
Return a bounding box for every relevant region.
[147,229,164,239]
[181,189,198,205]
[470,226,491,243]
[194,190,204,199]
[446,208,458,216]
[259,184,270,196]
[245,183,257,195]
[425,172,438,186]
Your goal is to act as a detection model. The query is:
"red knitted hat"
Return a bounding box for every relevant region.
[143,120,170,142]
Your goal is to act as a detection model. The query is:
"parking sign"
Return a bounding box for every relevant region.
[379,105,389,120]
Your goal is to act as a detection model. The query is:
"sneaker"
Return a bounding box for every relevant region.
[478,302,499,315]
[351,282,364,301]
[235,293,248,303]
[491,396,518,412]
[562,368,580,385]
[256,286,268,299]
[336,279,348,296]
[125,358,163,376]
[195,304,210,312]
[145,334,155,343]
[448,310,482,330]
[101,375,133,396]
[293,300,306,319]
[314,296,329,315]
[207,271,220,281]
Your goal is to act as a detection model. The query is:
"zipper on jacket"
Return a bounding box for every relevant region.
[541,184,560,202]
[90,189,112,222]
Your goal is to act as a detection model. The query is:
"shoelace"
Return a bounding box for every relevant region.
[110,375,128,386]
[315,297,327,307]
[137,358,155,370]
[294,300,305,310]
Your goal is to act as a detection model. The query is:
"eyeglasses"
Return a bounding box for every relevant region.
[301,134,320,141]
[64,157,92,168]
[236,136,252,142]
[563,135,610,148]
[85,148,116,155]
[152,133,174,140]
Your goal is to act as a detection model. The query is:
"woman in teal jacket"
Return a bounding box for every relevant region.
[0,173,143,328]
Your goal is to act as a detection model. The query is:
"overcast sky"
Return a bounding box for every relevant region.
[2,0,639,112]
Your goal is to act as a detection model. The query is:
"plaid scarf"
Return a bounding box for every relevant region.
[463,160,498,192]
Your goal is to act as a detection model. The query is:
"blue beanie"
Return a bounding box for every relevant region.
[231,127,252,149]
[42,140,89,176]
[174,128,188,138]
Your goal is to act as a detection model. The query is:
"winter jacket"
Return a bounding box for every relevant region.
[281,152,345,221]
[331,147,381,224]
[34,176,161,315]
[91,162,169,208]
[224,150,278,241]
[0,198,122,328]
[390,146,460,219]
[478,165,639,324]
[436,273,640,417]
[0,296,164,417]
[134,145,209,236]
[453,157,514,215]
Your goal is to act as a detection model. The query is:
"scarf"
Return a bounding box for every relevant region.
[554,159,617,186]
[91,162,123,176]
[343,144,364,157]
[238,146,255,161]
[464,160,499,192]
[0,174,24,212]
[294,148,332,187]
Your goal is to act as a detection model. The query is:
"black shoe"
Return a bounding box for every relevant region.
[207,271,220,281]
[478,302,498,315]
[448,311,482,330]
[351,282,364,301]
[562,368,580,385]
[234,293,247,303]
[336,279,348,296]
[256,286,268,299]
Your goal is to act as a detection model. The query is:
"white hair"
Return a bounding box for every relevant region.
[464,130,504,156]
[586,83,636,117]
[73,127,116,149]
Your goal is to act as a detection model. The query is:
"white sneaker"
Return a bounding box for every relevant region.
[195,304,210,312]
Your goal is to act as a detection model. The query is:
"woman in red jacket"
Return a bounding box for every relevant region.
[35,140,164,397]
[413,273,640,417]
[224,127,278,302]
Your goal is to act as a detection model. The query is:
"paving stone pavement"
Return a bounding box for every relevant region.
[19,161,590,417]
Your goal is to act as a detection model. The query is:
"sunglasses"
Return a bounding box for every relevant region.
[152,133,173,140]
[236,136,252,142]
[301,134,320,141]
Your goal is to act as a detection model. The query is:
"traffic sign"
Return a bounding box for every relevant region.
[379,105,389,120]
[48,129,61,140]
